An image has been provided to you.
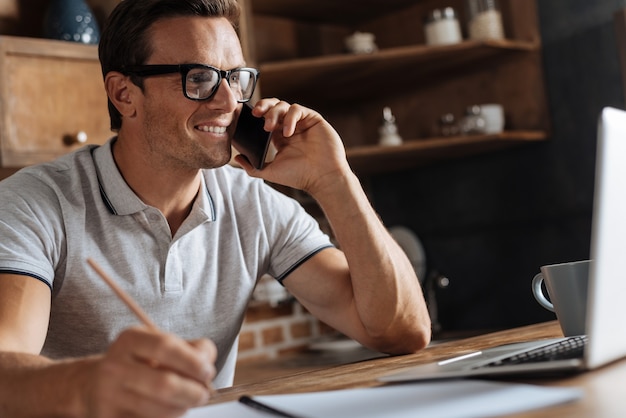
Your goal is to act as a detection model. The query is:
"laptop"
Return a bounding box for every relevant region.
[379,106,626,382]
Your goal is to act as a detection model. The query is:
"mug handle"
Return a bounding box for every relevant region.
[532,273,555,312]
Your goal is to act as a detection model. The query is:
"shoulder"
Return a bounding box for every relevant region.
[2,145,98,186]
[0,145,99,210]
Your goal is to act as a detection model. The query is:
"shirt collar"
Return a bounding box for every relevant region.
[92,138,215,222]
[93,138,145,215]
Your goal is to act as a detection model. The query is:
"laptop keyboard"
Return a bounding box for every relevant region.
[480,336,589,368]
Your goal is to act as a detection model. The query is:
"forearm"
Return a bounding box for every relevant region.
[249,101,431,351]
[310,170,432,353]
[0,352,90,418]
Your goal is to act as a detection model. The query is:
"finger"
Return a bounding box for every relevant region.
[280,104,308,137]
[256,100,291,132]
[187,339,218,387]
[261,102,321,138]
[122,361,211,408]
[233,154,255,173]
[121,394,188,418]
[93,354,207,417]
[86,390,189,418]
[252,97,281,115]
[115,328,214,385]
[95,373,192,418]
[187,339,217,366]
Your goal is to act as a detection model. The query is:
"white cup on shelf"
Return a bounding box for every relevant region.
[478,103,505,134]
[344,31,378,54]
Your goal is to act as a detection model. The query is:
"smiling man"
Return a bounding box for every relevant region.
[0,1,431,417]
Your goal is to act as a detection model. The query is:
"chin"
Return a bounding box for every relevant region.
[199,151,232,169]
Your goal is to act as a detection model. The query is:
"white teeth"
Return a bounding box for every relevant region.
[197,125,226,133]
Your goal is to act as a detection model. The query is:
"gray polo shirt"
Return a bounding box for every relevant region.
[0,139,332,387]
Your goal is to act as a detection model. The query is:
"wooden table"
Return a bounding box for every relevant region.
[213,321,626,416]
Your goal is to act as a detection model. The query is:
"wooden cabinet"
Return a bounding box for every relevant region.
[0,36,110,169]
[237,0,549,174]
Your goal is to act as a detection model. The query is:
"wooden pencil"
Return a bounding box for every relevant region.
[86,257,217,397]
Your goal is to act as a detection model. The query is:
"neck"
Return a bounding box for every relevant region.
[112,137,201,236]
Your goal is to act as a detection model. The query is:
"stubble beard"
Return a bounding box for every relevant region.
[143,116,233,171]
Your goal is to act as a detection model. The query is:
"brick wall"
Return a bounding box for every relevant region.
[236,300,336,364]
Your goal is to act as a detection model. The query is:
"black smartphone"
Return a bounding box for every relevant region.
[232,103,272,170]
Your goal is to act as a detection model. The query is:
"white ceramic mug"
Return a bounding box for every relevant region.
[478,103,504,134]
[531,260,590,337]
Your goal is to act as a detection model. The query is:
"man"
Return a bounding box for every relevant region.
[0,0,431,416]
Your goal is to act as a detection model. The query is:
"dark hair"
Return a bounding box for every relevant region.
[98,0,241,131]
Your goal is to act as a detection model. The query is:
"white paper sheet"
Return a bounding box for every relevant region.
[184,379,582,418]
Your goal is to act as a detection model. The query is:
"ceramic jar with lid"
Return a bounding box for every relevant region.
[424,7,462,46]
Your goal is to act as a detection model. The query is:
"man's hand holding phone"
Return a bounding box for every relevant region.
[234,99,349,196]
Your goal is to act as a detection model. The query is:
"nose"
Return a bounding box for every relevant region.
[210,79,238,112]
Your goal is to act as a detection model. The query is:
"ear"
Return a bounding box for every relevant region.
[104,71,137,118]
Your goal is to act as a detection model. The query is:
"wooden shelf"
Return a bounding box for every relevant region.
[242,0,549,174]
[259,39,538,105]
[346,130,547,174]
[250,0,420,24]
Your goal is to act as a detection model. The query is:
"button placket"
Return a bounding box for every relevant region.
[164,242,183,293]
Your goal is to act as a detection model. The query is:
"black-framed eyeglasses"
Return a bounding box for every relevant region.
[122,64,259,103]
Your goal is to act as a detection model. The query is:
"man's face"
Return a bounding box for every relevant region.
[134,16,245,171]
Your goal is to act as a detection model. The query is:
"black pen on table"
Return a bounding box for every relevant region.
[239,395,306,418]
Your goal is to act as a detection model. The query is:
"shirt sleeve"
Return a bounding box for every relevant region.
[0,170,64,288]
[253,180,334,281]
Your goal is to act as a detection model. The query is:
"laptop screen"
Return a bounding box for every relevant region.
[585,107,626,368]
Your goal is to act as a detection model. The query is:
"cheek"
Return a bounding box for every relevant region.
[144,99,191,128]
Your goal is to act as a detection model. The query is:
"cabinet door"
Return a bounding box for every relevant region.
[0,36,111,167]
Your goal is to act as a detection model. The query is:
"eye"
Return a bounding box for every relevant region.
[187,68,218,85]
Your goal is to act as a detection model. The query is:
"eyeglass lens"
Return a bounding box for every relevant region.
[186,68,256,101]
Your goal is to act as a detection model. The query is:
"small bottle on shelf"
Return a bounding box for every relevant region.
[378,107,403,146]
[460,105,487,135]
[466,0,505,41]
[438,113,460,137]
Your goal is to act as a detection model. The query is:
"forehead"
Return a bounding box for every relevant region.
[146,16,244,67]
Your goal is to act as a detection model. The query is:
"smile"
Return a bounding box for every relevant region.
[196,125,227,134]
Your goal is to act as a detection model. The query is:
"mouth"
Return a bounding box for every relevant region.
[195,124,228,134]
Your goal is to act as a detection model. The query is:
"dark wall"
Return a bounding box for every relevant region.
[370,0,626,334]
